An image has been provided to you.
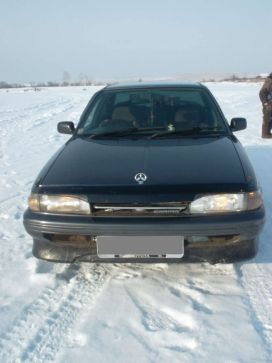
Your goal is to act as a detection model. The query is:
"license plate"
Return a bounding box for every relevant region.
[97,236,184,259]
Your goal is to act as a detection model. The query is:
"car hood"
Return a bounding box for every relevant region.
[40,136,247,193]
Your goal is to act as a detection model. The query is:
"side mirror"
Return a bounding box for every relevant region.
[57,121,75,134]
[230,118,247,132]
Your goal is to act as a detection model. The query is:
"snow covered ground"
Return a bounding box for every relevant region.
[0,83,271,363]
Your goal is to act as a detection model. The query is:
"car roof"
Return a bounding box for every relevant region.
[105,81,204,90]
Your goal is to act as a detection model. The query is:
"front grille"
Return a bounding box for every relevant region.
[91,202,189,217]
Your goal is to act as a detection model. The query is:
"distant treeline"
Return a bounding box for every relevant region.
[202,74,267,83]
[0,80,106,89]
[0,75,267,89]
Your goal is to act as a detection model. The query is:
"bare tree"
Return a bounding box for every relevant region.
[62,71,70,86]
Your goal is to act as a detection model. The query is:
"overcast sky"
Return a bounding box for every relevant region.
[0,0,271,83]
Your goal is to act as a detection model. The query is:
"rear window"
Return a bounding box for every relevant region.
[78,88,226,135]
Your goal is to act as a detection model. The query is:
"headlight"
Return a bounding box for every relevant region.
[189,191,262,214]
[28,194,90,215]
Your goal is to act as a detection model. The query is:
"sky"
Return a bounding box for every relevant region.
[0,0,271,83]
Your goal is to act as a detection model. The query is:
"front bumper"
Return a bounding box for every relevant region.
[23,207,265,263]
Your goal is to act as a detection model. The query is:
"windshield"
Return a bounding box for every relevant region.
[77,88,228,137]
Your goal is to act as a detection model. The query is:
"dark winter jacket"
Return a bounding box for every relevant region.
[259,74,272,105]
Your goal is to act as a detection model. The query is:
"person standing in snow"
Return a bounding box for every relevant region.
[259,73,272,138]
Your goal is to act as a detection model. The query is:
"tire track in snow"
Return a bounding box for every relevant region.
[235,236,272,359]
[0,265,79,362]
[0,98,72,127]
[236,264,272,359]
[0,264,111,363]
[1,97,73,116]
[233,148,272,360]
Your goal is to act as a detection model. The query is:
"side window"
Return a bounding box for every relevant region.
[84,98,102,127]
[78,93,114,133]
[201,92,225,128]
[78,97,102,133]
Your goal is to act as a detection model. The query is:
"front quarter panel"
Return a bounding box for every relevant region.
[231,136,258,191]
[31,145,66,193]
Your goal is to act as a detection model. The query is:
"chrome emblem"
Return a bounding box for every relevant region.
[135,173,147,184]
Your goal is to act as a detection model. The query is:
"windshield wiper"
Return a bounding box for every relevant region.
[88,126,166,139]
[149,127,226,139]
